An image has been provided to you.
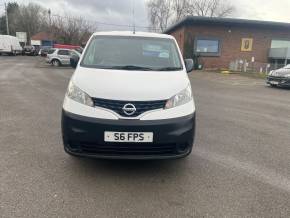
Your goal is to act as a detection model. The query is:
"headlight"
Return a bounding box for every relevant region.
[165,84,193,109]
[66,81,94,107]
[284,74,290,78]
[269,70,274,75]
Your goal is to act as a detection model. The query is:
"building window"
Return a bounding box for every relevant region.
[194,38,220,56]
[271,40,290,48]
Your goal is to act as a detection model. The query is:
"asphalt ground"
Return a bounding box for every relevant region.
[0,56,290,218]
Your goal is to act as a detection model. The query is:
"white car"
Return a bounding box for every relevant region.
[62,31,196,159]
[46,48,72,66]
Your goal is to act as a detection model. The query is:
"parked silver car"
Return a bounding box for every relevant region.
[267,65,290,88]
[46,48,72,66]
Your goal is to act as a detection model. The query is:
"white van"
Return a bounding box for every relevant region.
[0,35,23,55]
[62,31,196,159]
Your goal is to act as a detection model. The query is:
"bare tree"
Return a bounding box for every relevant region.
[1,1,94,45]
[147,0,172,32]
[20,7,95,45]
[51,14,94,45]
[147,0,235,32]
[5,3,48,42]
[5,2,20,35]
[19,3,48,40]
[172,0,190,22]
[188,0,235,17]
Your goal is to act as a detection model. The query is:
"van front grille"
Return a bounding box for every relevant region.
[92,98,167,117]
[71,142,178,156]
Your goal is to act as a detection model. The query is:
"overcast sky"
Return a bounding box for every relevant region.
[1,0,290,31]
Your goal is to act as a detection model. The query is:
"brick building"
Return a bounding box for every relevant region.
[31,32,55,47]
[164,16,290,70]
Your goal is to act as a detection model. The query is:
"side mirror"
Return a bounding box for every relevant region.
[184,59,194,73]
[70,55,80,69]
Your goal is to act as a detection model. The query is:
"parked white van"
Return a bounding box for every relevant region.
[0,35,23,55]
[62,31,196,159]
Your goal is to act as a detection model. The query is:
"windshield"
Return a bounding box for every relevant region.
[81,36,183,71]
[47,49,55,54]
[74,47,83,54]
[70,50,80,57]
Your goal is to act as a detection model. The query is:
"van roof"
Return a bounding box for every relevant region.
[92,31,174,39]
[0,35,17,38]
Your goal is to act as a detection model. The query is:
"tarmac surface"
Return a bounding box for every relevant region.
[1,56,290,217]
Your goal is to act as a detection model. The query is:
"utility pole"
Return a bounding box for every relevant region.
[48,9,51,27]
[132,0,135,34]
[5,3,9,35]
[48,9,52,47]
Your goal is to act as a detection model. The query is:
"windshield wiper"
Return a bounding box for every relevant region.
[95,65,183,71]
[157,67,183,71]
[110,65,154,71]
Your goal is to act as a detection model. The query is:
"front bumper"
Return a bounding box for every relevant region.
[267,76,290,87]
[62,110,196,160]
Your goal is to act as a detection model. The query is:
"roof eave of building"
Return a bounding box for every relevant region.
[164,16,290,34]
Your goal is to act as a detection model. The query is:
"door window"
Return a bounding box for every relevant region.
[58,50,70,55]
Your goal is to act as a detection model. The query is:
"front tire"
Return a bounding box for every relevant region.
[52,59,61,67]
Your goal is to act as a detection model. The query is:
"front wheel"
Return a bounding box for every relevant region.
[51,59,61,67]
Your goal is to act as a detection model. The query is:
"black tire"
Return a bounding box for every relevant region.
[51,59,61,67]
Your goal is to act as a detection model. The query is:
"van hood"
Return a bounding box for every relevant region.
[72,67,189,101]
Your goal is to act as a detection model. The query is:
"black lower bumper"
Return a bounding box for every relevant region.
[267,76,290,87]
[61,110,196,160]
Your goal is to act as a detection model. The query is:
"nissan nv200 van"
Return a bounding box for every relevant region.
[62,31,195,159]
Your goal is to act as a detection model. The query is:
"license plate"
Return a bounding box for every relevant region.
[270,81,279,85]
[104,132,153,143]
